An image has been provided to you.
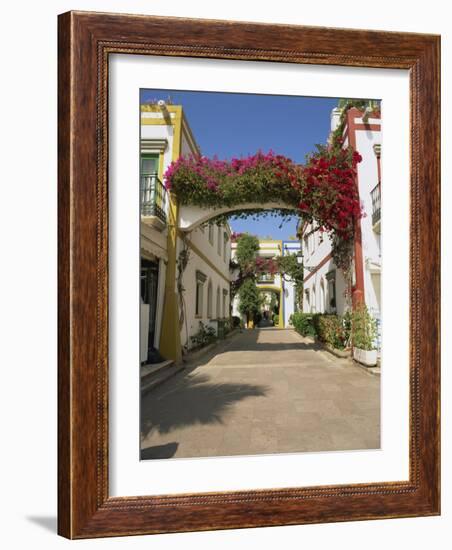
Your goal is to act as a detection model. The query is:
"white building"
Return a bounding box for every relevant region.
[300,105,381,344]
[178,221,232,351]
[140,102,232,363]
[231,239,301,328]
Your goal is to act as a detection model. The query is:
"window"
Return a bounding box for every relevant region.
[195,271,207,317]
[304,289,310,312]
[207,281,213,319]
[311,287,316,313]
[208,224,214,245]
[223,232,228,262]
[216,286,221,318]
[141,153,159,176]
[326,270,337,312]
[217,226,222,255]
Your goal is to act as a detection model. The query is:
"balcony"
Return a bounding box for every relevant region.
[371,182,381,233]
[141,174,167,230]
[257,273,275,284]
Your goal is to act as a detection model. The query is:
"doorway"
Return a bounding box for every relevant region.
[140,259,160,363]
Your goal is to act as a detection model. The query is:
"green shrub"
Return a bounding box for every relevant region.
[343,310,352,345]
[351,303,377,350]
[315,315,347,349]
[190,321,217,348]
[273,314,279,326]
[291,312,350,349]
[290,312,317,336]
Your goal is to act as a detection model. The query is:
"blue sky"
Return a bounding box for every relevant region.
[141,89,340,240]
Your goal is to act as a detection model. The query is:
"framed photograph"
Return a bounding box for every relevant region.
[58,11,440,538]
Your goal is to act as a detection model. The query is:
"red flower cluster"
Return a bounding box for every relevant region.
[299,147,363,240]
[254,256,278,275]
[231,231,244,242]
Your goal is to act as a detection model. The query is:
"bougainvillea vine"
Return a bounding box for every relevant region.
[164,143,363,245]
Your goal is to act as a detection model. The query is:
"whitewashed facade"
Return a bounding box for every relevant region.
[179,222,232,350]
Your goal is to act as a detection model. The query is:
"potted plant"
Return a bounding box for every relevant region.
[351,303,378,366]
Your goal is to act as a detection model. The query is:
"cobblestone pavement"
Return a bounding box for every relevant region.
[140,328,380,459]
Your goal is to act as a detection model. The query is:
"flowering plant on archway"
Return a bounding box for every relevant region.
[298,138,363,241]
[165,150,301,209]
[164,143,363,244]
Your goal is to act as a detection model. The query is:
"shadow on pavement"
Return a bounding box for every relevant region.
[141,373,269,439]
[141,442,179,459]
[224,341,322,352]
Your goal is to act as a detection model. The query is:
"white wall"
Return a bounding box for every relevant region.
[303,258,349,315]
[179,224,231,347]
[1,2,450,550]
[302,223,347,314]
[355,121,382,316]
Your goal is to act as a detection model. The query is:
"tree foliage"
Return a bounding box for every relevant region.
[238,279,262,322]
[235,233,259,272]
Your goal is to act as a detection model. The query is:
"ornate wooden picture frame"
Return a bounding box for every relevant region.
[58,11,440,538]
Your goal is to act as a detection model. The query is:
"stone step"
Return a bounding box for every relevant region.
[141,360,184,394]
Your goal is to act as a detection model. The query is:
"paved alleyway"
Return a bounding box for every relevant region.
[140,328,380,459]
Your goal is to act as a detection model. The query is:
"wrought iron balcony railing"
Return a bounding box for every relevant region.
[371,182,381,228]
[140,174,167,223]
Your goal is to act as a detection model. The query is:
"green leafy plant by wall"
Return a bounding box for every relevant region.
[290,312,351,350]
[190,321,217,349]
[351,303,377,351]
[290,312,317,337]
[315,315,349,350]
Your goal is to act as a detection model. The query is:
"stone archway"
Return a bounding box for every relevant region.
[178,202,297,232]
[159,198,298,361]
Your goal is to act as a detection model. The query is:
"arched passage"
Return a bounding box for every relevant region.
[178,202,297,232]
[257,285,284,329]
